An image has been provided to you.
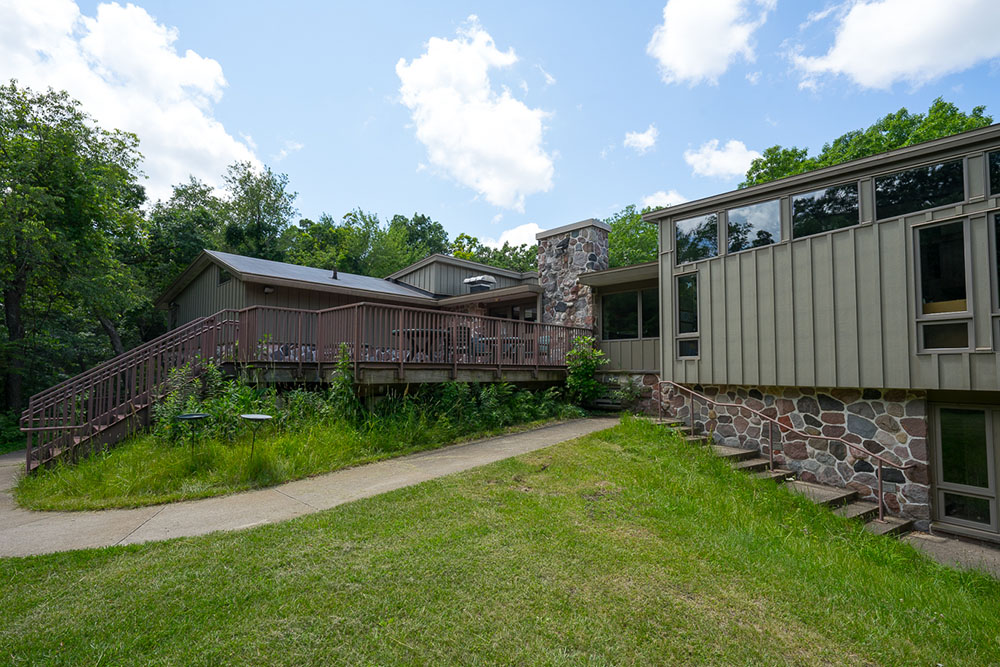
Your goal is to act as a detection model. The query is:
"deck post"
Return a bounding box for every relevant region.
[398,309,404,380]
[451,316,458,379]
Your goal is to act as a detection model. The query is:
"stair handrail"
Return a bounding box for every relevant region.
[658,379,914,522]
[20,310,239,415]
[20,310,240,470]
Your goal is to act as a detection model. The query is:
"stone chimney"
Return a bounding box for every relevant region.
[536,218,610,328]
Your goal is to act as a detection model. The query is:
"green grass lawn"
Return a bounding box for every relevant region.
[3,417,999,664]
[14,416,570,511]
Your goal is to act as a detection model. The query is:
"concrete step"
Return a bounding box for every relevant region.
[732,456,771,473]
[710,444,758,462]
[649,418,686,428]
[684,434,710,445]
[786,479,857,507]
[864,516,914,537]
[755,468,793,482]
[834,500,879,522]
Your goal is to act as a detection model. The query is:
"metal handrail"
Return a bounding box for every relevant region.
[657,379,914,522]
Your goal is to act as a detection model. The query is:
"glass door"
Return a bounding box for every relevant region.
[934,406,998,533]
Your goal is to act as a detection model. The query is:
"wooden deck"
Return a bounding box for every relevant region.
[19,302,591,471]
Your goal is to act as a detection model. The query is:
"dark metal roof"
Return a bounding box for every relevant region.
[205,250,435,300]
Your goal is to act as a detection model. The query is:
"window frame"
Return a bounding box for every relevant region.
[675,272,700,360]
[874,156,968,221]
[600,287,660,342]
[789,180,862,240]
[932,405,1000,534]
[725,197,782,255]
[988,149,1000,198]
[913,218,975,354]
[674,212,720,266]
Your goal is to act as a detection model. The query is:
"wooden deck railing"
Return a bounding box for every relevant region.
[21,302,591,470]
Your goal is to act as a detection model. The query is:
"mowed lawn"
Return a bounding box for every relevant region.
[2,418,999,665]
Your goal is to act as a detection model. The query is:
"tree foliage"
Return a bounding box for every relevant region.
[448,233,536,273]
[605,205,658,268]
[221,161,297,261]
[741,98,992,188]
[0,80,145,411]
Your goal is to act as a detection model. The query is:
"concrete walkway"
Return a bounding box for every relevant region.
[903,531,1000,579]
[0,418,618,558]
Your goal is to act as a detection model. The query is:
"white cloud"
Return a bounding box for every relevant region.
[642,190,688,209]
[272,140,304,162]
[0,0,257,202]
[647,0,776,85]
[684,139,760,178]
[536,64,556,86]
[745,70,761,84]
[793,0,1000,89]
[396,16,554,212]
[623,124,658,154]
[490,213,503,225]
[483,222,542,248]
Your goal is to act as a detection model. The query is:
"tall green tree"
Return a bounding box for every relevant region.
[605,205,658,268]
[0,80,145,411]
[741,98,992,188]
[222,161,297,261]
[449,234,536,273]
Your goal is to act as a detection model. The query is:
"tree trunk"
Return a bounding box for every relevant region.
[3,272,27,412]
[97,313,125,356]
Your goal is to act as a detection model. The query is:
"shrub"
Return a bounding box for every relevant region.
[565,336,609,405]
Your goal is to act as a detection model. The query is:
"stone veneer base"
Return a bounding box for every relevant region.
[651,383,931,529]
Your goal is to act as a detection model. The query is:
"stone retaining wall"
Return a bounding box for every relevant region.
[663,384,930,528]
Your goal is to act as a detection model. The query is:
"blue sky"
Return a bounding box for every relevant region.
[6,1,1000,247]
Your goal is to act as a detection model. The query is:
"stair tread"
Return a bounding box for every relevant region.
[834,501,879,520]
[755,468,793,482]
[864,516,913,536]
[733,456,770,469]
[786,479,857,506]
[710,444,757,460]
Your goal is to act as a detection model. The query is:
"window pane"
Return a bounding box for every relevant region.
[676,213,718,264]
[996,215,1000,306]
[990,151,1000,195]
[791,184,859,238]
[677,275,697,334]
[939,408,989,488]
[678,339,699,358]
[727,199,780,252]
[919,222,966,314]
[641,288,659,338]
[602,292,638,340]
[922,322,969,350]
[943,493,992,525]
[875,159,964,219]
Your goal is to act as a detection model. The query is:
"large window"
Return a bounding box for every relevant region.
[918,221,967,315]
[727,199,780,252]
[791,183,859,238]
[990,151,1000,195]
[676,213,718,264]
[875,158,965,219]
[676,274,698,358]
[917,220,971,352]
[640,288,659,338]
[602,288,659,340]
[934,407,997,531]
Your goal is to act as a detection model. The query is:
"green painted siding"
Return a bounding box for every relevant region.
[658,143,1000,392]
[175,263,246,325]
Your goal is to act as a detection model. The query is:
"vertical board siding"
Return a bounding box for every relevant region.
[656,143,1000,392]
[176,265,245,326]
[601,339,660,372]
[661,212,999,390]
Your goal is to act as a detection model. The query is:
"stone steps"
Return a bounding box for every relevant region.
[655,418,915,539]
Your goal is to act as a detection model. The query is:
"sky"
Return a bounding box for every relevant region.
[4,0,1000,248]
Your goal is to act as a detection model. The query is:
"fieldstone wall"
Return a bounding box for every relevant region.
[537,220,609,328]
[663,384,931,528]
